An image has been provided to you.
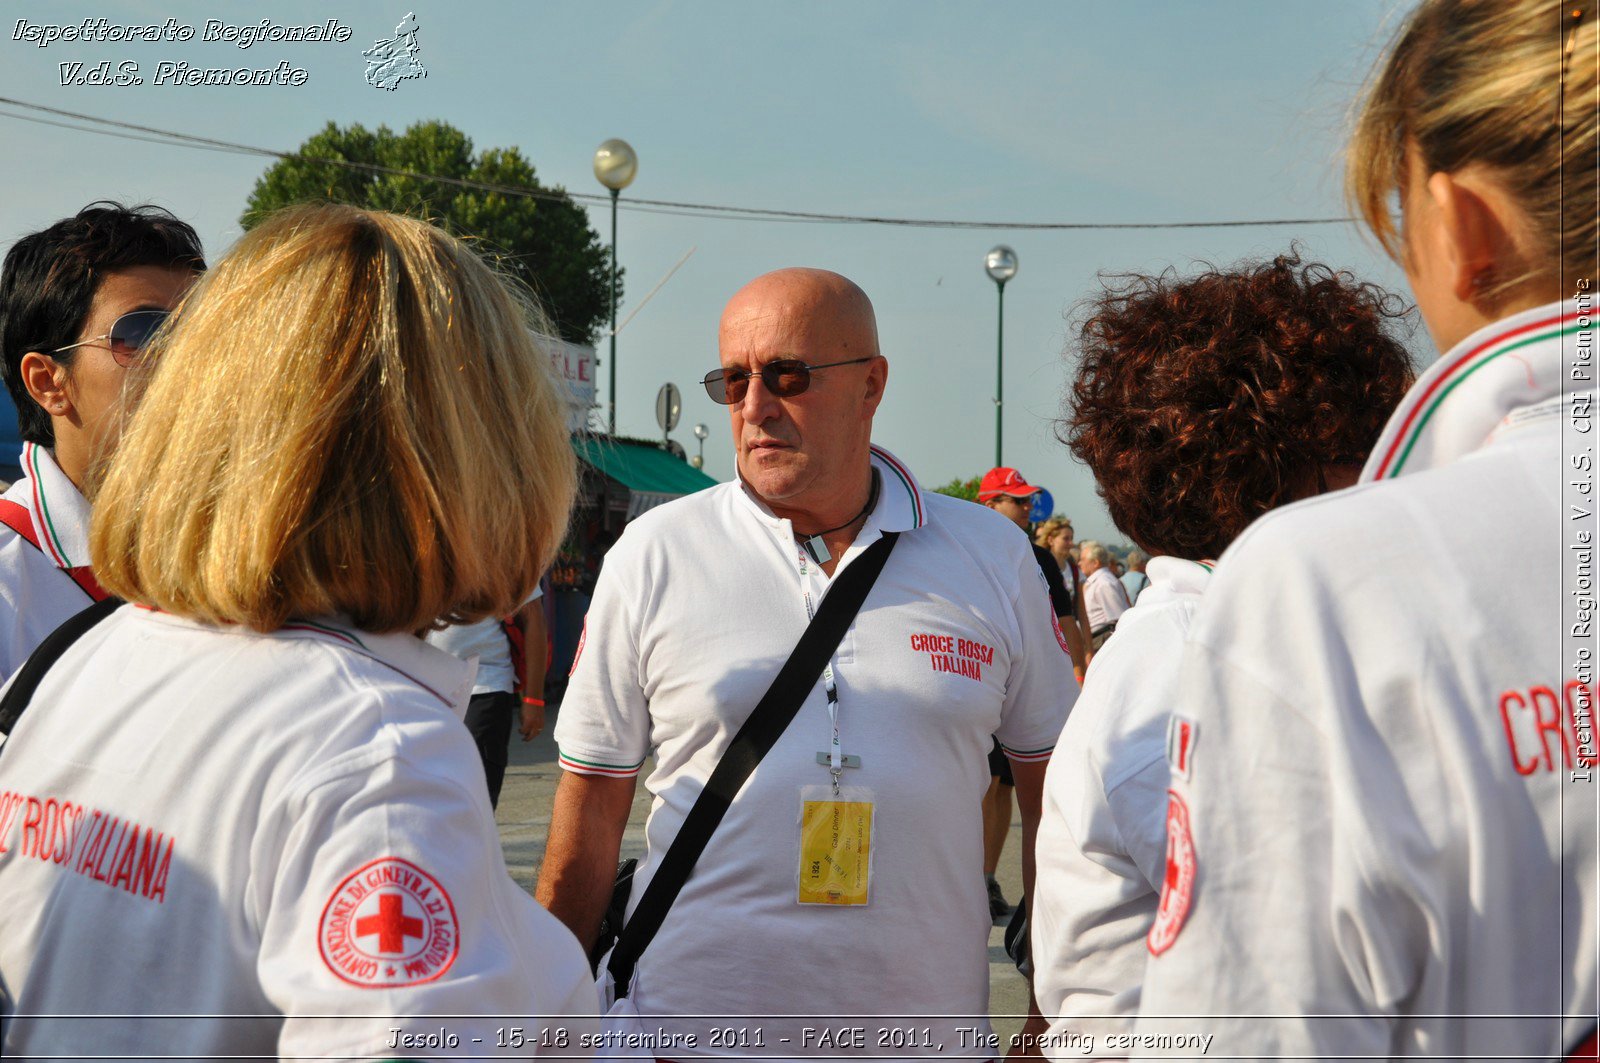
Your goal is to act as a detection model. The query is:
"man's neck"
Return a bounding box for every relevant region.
[774,467,876,576]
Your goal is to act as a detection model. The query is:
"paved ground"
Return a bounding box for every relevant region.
[496,711,1033,1048]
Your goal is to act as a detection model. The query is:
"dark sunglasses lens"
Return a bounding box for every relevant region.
[108,311,169,358]
[763,361,811,397]
[703,368,742,405]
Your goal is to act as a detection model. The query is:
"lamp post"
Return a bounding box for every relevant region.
[593,138,638,435]
[691,423,708,470]
[984,245,1018,468]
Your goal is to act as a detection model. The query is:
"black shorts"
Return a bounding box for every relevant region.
[988,738,1014,786]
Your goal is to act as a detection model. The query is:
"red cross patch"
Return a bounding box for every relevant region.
[318,857,459,987]
[1147,790,1196,956]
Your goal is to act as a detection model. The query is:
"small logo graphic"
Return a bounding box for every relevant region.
[1166,713,1198,780]
[363,13,426,91]
[1148,790,1196,956]
[569,618,587,676]
[318,857,458,987]
[1049,609,1071,656]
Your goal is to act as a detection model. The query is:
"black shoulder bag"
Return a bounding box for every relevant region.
[601,531,899,999]
[0,597,123,755]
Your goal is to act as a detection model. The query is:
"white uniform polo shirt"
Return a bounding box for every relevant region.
[0,442,103,677]
[1082,568,1130,633]
[1032,556,1210,1054]
[555,445,1075,1057]
[1135,300,1598,1058]
[0,607,597,1058]
[426,588,543,695]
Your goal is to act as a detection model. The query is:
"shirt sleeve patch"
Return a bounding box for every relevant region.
[1049,609,1072,656]
[1147,790,1196,956]
[557,748,646,778]
[318,857,459,988]
[568,618,587,676]
[1165,713,1198,780]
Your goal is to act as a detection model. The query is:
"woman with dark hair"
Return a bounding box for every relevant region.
[0,203,203,674]
[1135,1,1597,1055]
[1029,251,1414,1052]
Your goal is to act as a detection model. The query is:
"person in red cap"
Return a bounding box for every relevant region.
[978,466,1080,923]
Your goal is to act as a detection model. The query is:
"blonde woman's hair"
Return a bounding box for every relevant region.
[1036,516,1072,542]
[91,204,578,633]
[1347,0,1598,296]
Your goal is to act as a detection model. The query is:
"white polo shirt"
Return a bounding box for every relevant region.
[1135,301,1598,1058]
[1082,567,1130,632]
[0,442,104,678]
[426,588,543,695]
[1032,556,1210,1054]
[0,606,597,1059]
[555,445,1075,1057]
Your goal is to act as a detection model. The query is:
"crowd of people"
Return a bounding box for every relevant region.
[0,0,1592,1059]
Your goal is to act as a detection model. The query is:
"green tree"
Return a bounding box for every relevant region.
[242,120,618,345]
[931,476,981,501]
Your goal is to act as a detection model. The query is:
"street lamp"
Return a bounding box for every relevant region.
[984,245,1018,468]
[594,138,638,435]
[691,423,709,470]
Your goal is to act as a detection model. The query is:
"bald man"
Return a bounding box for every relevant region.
[540,269,1073,1056]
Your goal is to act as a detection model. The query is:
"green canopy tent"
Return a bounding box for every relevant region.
[572,436,718,522]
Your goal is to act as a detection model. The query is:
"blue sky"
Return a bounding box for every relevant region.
[0,0,1420,542]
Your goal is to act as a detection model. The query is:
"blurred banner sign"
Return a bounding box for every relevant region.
[542,334,596,432]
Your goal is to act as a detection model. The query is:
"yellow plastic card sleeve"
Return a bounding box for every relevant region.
[797,785,874,906]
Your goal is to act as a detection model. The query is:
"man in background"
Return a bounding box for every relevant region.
[979,466,1076,922]
[540,269,1073,1052]
[426,590,549,807]
[1121,550,1150,604]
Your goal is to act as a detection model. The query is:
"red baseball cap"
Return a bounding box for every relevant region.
[978,467,1041,502]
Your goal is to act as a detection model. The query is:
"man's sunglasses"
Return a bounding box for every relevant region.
[702,356,874,405]
[52,309,171,367]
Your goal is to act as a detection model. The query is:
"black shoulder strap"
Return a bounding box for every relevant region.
[607,531,899,997]
[0,596,123,745]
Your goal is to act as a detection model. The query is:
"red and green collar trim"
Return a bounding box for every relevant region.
[869,444,925,529]
[23,442,76,569]
[1367,306,1585,481]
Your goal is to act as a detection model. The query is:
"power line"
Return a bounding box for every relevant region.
[0,95,1357,232]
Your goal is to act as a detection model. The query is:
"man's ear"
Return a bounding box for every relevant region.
[19,351,69,418]
[861,354,888,417]
[1426,169,1522,304]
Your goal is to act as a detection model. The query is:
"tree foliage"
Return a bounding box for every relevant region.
[931,476,981,501]
[242,120,618,345]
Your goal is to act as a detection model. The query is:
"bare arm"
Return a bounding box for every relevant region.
[535,771,637,949]
[1073,571,1094,665]
[1059,612,1088,679]
[516,599,549,741]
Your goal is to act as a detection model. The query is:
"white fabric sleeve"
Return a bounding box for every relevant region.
[1033,734,1167,1043]
[256,737,598,1059]
[994,542,1076,762]
[1132,644,1428,1058]
[551,534,651,779]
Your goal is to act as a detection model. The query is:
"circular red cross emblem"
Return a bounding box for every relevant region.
[318,856,459,987]
[1147,790,1196,956]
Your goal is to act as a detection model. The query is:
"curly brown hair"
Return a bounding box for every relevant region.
[1061,252,1415,560]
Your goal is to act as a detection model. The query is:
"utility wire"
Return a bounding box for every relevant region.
[0,95,1357,232]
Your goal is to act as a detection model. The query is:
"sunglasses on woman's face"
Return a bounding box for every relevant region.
[52,309,171,367]
[701,356,874,405]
